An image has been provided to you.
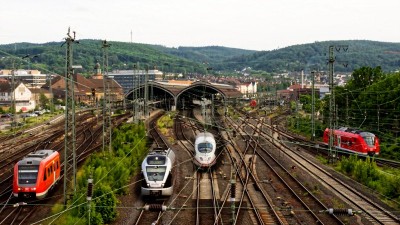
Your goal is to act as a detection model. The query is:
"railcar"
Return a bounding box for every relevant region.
[141,148,175,197]
[194,132,217,169]
[322,127,380,156]
[13,150,61,199]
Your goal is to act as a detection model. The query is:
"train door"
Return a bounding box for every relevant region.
[52,161,56,183]
[337,136,341,147]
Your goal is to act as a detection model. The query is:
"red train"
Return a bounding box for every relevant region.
[13,150,61,199]
[323,127,380,156]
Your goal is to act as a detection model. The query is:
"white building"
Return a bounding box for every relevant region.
[0,69,48,89]
[237,81,257,97]
[0,80,34,112]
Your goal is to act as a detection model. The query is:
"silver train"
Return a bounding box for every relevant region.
[194,132,217,169]
[141,148,175,197]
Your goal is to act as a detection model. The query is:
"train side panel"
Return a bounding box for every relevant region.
[323,128,379,156]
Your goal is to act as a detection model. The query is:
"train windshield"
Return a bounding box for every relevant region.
[363,136,375,146]
[18,165,39,184]
[198,143,213,153]
[146,166,166,181]
[361,132,375,146]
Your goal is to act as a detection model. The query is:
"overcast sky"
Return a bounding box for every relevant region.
[1,0,399,51]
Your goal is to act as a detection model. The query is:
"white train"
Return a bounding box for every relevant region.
[194,132,217,169]
[141,148,175,197]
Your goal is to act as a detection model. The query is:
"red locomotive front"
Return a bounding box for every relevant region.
[13,150,60,199]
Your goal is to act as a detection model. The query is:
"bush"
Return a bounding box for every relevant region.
[50,123,148,224]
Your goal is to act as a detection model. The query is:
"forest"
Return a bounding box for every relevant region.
[1,40,400,76]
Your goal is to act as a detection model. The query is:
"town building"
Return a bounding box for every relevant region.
[0,80,35,112]
[106,69,163,94]
[0,69,49,88]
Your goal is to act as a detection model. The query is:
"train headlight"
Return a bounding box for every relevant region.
[147,183,150,187]
[18,188,21,191]
[161,183,164,187]
[32,188,36,191]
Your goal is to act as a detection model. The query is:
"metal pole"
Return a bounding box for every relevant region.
[328,46,335,162]
[63,28,79,205]
[311,70,315,141]
[144,66,149,119]
[108,77,113,152]
[102,40,110,152]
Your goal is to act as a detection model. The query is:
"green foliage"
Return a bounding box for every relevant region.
[2,40,400,74]
[287,114,325,140]
[0,40,208,75]
[226,40,400,73]
[338,156,400,203]
[51,123,148,225]
[39,93,49,109]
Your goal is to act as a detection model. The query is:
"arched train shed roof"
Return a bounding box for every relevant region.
[125,80,242,100]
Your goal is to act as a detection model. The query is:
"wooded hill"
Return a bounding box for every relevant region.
[0,40,399,75]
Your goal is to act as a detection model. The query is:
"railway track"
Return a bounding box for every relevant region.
[227,116,345,224]
[236,113,400,224]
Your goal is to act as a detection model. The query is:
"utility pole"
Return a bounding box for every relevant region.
[346,90,349,126]
[132,64,136,122]
[328,45,335,163]
[144,66,149,119]
[63,28,79,205]
[328,44,348,162]
[311,70,315,141]
[48,74,54,113]
[102,40,111,152]
[108,77,113,152]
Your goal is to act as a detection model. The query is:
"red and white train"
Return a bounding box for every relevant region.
[13,150,61,199]
[322,127,380,156]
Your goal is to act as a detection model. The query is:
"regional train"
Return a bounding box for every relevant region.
[13,150,61,199]
[141,148,175,197]
[322,127,380,156]
[193,132,217,169]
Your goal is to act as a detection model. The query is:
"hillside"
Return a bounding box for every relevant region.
[0,40,205,75]
[151,45,255,64]
[222,40,400,72]
[1,40,399,75]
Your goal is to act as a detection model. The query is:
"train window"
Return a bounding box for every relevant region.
[198,143,213,153]
[146,166,166,181]
[48,168,51,176]
[363,136,374,146]
[18,165,39,184]
[44,170,47,181]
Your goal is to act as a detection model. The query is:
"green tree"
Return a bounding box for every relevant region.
[346,66,384,90]
[39,93,49,109]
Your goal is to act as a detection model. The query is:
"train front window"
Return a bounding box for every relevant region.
[146,166,166,181]
[18,165,39,184]
[363,136,375,146]
[198,143,213,153]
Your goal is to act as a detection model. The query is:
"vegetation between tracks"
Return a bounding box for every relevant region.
[337,156,400,208]
[50,123,148,225]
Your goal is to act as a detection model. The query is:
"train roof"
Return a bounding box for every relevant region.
[328,127,376,137]
[18,150,57,166]
[143,147,175,166]
[195,132,214,139]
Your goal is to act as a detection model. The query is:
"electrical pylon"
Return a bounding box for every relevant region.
[102,40,111,152]
[63,28,79,205]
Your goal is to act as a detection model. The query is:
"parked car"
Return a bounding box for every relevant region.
[34,111,44,115]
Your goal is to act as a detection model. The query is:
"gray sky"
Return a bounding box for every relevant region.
[1,0,399,51]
